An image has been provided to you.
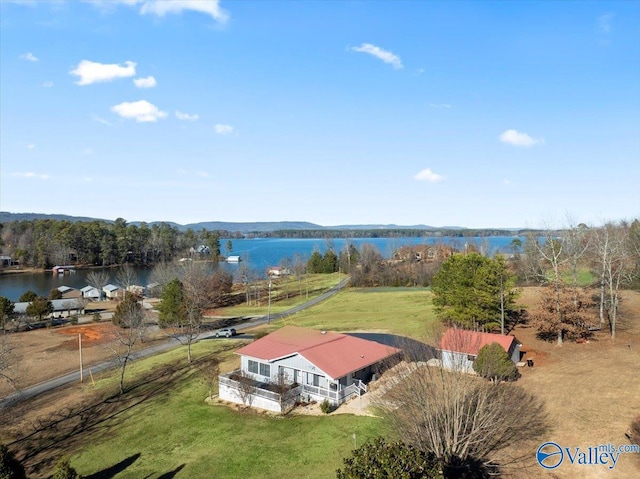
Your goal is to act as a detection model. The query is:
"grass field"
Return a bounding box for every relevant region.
[267,286,439,341]
[44,341,382,479]
[220,273,347,316]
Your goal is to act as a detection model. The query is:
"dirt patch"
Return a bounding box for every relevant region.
[46,323,118,352]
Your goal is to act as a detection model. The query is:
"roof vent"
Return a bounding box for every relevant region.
[321,330,327,334]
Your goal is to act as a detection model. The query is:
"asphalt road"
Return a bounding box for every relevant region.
[0,277,349,408]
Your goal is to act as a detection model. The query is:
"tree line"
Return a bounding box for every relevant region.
[0,218,222,269]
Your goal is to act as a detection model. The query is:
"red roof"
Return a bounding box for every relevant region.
[236,326,401,379]
[440,328,517,356]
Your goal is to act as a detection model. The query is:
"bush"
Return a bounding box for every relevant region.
[336,437,443,479]
[320,399,333,414]
[0,444,26,479]
[51,457,81,479]
[92,312,102,322]
[630,416,640,445]
[473,343,518,382]
[69,315,79,325]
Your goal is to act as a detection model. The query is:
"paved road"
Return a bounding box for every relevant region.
[0,277,349,408]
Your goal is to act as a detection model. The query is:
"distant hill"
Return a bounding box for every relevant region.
[0,212,509,234]
[0,212,111,224]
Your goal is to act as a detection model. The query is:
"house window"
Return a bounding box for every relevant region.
[248,360,259,374]
[467,354,475,361]
[259,363,271,377]
[330,382,337,391]
[313,374,321,387]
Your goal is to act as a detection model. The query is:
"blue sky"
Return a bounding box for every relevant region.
[1,0,639,228]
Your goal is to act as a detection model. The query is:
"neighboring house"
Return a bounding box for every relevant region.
[12,298,85,318]
[190,245,211,255]
[103,284,119,299]
[219,326,401,413]
[126,285,145,297]
[57,286,82,299]
[145,282,161,298]
[0,255,13,267]
[267,266,291,277]
[226,255,241,263]
[81,285,101,300]
[439,328,521,373]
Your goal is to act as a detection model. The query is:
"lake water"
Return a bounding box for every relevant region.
[0,236,521,302]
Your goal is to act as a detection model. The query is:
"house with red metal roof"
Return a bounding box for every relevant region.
[439,327,521,373]
[219,325,402,412]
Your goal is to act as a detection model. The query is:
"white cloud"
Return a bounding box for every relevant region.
[414,168,445,183]
[499,129,544,147]
[597,13,614,34]
[20,52,38,62]
[12,172,49,180]
[214,124,233,135]
[429,103,452,109]
[86,0,229,23]
[133,76,157,88]
[27,144,36,149]
[111,100,167,122]
[140,0,229,22]
[70,60,136,85]
[176,111,199,121]
[42,81,54,88]
[350,43,403,69]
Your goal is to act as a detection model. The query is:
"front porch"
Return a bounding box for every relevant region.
[218,370,368,413]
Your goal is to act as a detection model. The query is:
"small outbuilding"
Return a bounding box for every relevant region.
[439,328,521,373]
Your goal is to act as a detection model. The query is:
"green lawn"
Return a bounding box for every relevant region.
[221,273,347,316]
[65,286,435,478]
[70,343,383,479]
[275,286,439,341]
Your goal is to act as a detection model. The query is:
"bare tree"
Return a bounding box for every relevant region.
[199,356,220,400]
[0,333,18,390]
[274,369,297,415]
[149,261,178,297]
[379,356,548,474]
[115,264,138,295]
[86,270,109,301]
[235,371,256,407]
[109,292,146,394]
[591,222,636,338]
[292,253,307,297]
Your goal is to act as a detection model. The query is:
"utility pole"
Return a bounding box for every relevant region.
[79,333,83,383]
[267,280,272,323]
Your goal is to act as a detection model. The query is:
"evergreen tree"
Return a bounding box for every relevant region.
[473,343,518,382]
[336,437,443,479]
[26,297,53,321]
[432,253,519,330]
[307,251,324,273]
[0,444,26,479]
[51,457,81,479]
[158,279,186,327]
[18,290,37,303]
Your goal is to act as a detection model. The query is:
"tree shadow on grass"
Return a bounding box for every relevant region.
[6,355,217,477]
[156,463,186,479]
[84,452,141,479]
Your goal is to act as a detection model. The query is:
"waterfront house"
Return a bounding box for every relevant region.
[57,286,82,300]
[81,285,101,300]
[102,284,119,299]
[219,325,401,413]
[439,328,521,373]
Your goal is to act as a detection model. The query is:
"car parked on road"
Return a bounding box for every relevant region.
[215,328,237,338]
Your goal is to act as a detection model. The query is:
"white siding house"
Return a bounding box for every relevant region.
[439,328,521,373]
[219,326,401,413]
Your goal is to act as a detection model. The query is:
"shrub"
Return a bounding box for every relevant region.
[473,343,518,382]
[0,444,26,479]
[69,315,79,325]
[51,457,81,479]
[630,415,640,445]
[336,437,443,479]
[320,399,333,414]
[92,312,101,322]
